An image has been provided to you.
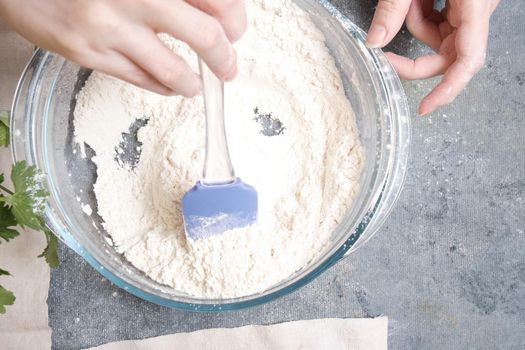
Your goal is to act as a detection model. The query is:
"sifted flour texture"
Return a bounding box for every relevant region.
[73,0,363,298]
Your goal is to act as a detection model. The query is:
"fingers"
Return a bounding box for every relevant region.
[490,0,502,14]
[366,0,412,48]
[418,62,467,115]
[419,54,484,115]
[405,0,442,51]
[186,0,248,42]
[454,7,490,64]
[89,51,176,96]
[419,4,490,115]
[385,52,451,80]
[117,29,202,97]
[438,21,454,39]
[147,0,237,81]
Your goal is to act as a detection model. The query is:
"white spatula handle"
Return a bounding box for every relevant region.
[199,58,236,185]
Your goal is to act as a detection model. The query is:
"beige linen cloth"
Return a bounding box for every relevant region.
[90,318,387,350]
[0,21,388,350]
[0,20,53,350]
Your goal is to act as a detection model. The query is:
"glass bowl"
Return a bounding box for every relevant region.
[10,0,410,311]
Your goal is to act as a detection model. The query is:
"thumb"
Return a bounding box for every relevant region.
[366,0,413,48]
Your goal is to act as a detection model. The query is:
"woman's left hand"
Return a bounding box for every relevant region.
[366,0,501,115]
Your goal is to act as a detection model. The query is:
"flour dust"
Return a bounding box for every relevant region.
[73,0,363,298]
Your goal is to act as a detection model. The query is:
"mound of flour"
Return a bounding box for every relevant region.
[74,0,363,298]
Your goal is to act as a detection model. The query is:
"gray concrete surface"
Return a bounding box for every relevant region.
[49,1,525,349]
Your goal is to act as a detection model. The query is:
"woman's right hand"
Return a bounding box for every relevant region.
[0,0,247,96]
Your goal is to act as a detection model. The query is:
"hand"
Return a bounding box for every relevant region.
[366,0,500,115]
[0,0,247,97]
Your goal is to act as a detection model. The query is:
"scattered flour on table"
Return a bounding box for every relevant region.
[80,203,92,216]
[73,0,363,298]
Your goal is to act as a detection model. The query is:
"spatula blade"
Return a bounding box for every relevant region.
[182,178,258,240]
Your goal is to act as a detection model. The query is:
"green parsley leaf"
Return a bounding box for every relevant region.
[0,228,19,243]
[38,228,59,268]
[0,268,10,276]
[5,161,49,230]
[0,204,19,244]
[0,123,8,147]
[0,111,8,126]
[0,111,8,148]
[0,204,16,228]
[0,285,15,314]
[0,159,60,315]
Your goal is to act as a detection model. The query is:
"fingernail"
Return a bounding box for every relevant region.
[418,104,432,117]
[224,50,238,82]
[365,24,386,48]
[224,64,238,82]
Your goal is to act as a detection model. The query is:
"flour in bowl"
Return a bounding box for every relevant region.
[74,0,363,298]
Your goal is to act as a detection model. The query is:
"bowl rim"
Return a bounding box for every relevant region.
[10,1,411,311]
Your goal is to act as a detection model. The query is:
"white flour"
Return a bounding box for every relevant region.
[74,0,363,298]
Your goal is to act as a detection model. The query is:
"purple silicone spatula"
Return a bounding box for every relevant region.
[181,59,258,240]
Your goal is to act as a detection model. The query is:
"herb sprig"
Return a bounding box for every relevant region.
[0,111,9,147]
[0,112,58,314]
